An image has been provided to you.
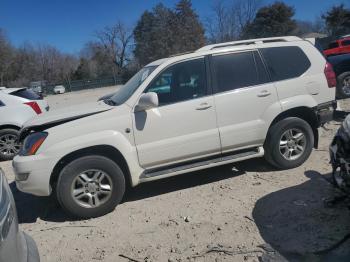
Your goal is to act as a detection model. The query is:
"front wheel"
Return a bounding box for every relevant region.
[56,155,125,218]
[264,117,314,169]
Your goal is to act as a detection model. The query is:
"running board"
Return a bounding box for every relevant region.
[140,147,262,179]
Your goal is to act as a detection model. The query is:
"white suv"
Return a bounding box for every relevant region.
[13,37,336,218]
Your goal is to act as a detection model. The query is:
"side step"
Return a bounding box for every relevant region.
[140,147,262,179]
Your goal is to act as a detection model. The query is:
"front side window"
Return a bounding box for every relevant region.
[212,51,269,93]
[260,46,311,82]
[145,58,207,106]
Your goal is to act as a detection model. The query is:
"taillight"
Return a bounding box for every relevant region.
[324,62,337,88]
[24,102,42,114]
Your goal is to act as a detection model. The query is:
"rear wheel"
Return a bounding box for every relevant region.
[264,117,314,169]
[56,155,125,218]
[337,72,350,99]
[0,128,21,161]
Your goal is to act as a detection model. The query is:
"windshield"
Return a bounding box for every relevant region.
[109,66,157,105]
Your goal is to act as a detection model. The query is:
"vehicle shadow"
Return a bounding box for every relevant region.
[252,170,350,261]
[10,158,274,223]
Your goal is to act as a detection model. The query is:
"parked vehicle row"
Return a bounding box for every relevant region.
[11,36,336,219]
[0,88,49,161]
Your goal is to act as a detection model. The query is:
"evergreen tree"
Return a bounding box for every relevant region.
[322,4,350,37]
[242,1,297,39]
[133,0,205,66]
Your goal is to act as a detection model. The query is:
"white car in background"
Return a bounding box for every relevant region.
[54,85,65,94]
[0,87,49,161]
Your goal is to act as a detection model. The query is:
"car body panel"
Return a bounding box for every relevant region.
[0,168,39,262]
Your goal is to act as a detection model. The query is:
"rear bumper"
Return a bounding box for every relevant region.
[315,100,337,126]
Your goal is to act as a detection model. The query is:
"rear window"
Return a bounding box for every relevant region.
[328,42,339,49]
[260,46,311,82]
[10,89,42,100]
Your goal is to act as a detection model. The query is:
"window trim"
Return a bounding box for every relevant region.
[210,49,270,95]
[138,56,212,109]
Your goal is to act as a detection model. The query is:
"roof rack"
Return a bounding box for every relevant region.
[196,36,302,52]
[169,51,194,57]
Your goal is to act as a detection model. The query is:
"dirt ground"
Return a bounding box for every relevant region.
[1,86,350,262]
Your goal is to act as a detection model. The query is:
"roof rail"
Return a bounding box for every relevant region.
[196,36,302,52]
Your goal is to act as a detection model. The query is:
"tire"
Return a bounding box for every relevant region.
[264,117,314,169]
[56,155,125,218]
[24,233,40,262]
[336,72,350,99]
[0,128,20,161]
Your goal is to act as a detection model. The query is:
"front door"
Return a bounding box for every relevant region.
[133,57,221,169]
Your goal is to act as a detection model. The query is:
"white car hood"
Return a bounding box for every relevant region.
[21,101,113,137]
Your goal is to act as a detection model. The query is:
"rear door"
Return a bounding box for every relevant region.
[211,50,281,152]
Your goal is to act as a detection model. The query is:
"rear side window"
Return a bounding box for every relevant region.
[212,51,270,92]
[260,46,311,82]
[10,89,42,100]
[342,40,350,46]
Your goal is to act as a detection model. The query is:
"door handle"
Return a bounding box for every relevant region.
[196,102,212,110]
[257,90,271,97]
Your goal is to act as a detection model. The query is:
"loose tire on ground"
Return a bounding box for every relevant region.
[56,155,125,218]
[264,117,314,169]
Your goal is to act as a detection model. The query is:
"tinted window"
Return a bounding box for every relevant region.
[260,46,311,82]
[328,42,339,49]
[212,51,269,92]
[146,58,207,106]
[11,89,42,100]
[342,40,350,46]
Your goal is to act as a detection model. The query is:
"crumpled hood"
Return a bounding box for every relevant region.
[20,101,113,139]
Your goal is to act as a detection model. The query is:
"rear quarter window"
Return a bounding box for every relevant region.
[0,100,4,107]
[259,46,311,82]
[10,89,42,100]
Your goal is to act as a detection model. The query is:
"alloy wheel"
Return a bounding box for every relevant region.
[0,134,20,157]
[71,169,113,208]
[279,128,306,161]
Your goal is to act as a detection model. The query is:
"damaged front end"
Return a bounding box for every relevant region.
[330,115,350,192]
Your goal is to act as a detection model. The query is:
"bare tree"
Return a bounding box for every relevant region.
[235,0,261,33]
[206,0,261,43]
[0,29,14,86]
[95,21,133,79]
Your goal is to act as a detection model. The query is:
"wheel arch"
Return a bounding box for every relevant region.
[0,124,21,131]
[50,145,131,189]
[267,106,319,148]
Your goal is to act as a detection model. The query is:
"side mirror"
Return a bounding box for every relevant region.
[135,92,159,112]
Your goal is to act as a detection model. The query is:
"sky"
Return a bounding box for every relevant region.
[1,0,349,54]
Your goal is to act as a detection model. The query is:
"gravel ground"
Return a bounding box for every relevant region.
[1,87,350,262]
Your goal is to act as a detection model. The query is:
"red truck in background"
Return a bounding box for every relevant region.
[324,36,350,57]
